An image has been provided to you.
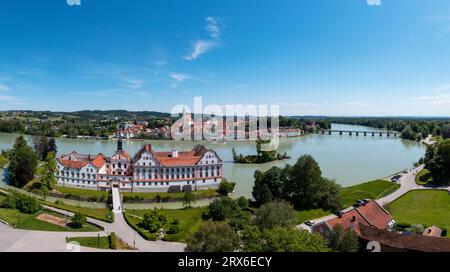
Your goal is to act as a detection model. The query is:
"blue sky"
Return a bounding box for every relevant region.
[1,0,450,116]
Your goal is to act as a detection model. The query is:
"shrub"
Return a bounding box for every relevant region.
[167,224,183,234]
[109,232,117,249]
[139,210,167,233]
[14,194,41,214]
[71,212,87,228]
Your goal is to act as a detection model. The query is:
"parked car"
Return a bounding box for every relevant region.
[333,211,343,216]
[353,203,361,208]
[357,200,366,206]
[304,220,316,227]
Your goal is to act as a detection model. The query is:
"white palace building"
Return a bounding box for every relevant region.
[56,139,223,192]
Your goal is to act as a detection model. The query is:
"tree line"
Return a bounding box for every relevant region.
[186,154,359,252]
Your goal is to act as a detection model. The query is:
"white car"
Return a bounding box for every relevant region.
[304,220,316,227]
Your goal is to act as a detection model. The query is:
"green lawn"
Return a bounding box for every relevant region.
[341,179,400,207]
[54,186,109,202]
[43,201,114,223]
[386,190,450,237]
[297,208,330,223]
[123,189,218,203]
[295,180,401,223]
[416,169,433,186]
[67,236,111,249]
[125,207,206,242]
[0,208,101,232]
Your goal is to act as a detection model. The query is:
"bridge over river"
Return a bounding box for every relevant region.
[318,130,399,137]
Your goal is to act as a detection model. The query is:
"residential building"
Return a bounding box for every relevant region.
[312,201,396,237]
[56,139,223,192]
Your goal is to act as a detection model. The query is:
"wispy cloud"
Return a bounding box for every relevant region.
[0,84,10,92]
[0,95,14,101]
[205,16,221,39]
[227,84,249,91]
[411,94,450,105]
[70,90,122,97]
[169,72,208,88]
[184,16,224,61]
[122,78,144,89]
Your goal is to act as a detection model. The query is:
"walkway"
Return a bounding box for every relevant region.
[0,189,186,252]
[112,187,122,214]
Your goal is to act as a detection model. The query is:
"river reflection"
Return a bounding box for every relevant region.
[0,124,425,198]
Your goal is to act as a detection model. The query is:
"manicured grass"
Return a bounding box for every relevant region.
[0,208,101,232]
[125,207,206,242]
[297,209,330,223]
[67,236,111,249]
[43,201,113,223]
[386,190,450,237]
[341,179,400,207]
[416,169,433,186]
[54,186,109,202]
[123,189,218,203]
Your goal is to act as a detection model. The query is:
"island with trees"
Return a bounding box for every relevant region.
[232,139,290,164]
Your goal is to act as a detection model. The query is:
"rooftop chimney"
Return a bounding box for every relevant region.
[172,150,179,158]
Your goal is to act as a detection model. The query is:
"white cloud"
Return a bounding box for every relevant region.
[70,90,121,97]
[184,40,218,61]
[123,78,144,89]
[411,94,450,105]
[0,84,10,92]
[227,84,249,91]
[0,95,14,101]
[184,16,223,61]
[66,0,81,6]
[366,0,381,6]
[205,17,221,39]
[170,73,189,82]
[169,73,190,88]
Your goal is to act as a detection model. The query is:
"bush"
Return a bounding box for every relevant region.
[167,224,183,234]
[14,194,41,214]
[109,232,117,249]
[442,228,448,237]
[218,180,236,196]
[71,212,87,228]
[139,209,167,233]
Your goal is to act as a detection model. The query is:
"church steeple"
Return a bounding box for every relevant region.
[117,137,123,152]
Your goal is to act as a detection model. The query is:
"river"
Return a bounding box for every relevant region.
[0,124,425,199]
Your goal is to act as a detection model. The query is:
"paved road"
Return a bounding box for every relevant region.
[0,189,186,252]
[42,205,186,252]
[298,165,435,232]
[376,165,424,206]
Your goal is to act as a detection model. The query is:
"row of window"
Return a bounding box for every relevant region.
[59,172,96,179]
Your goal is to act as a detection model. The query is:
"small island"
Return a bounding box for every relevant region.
[232,139,290,164]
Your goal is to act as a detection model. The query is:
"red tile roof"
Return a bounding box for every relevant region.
[326,210,370,235]
[59,160,89,169]
[359,224,450,252]
[355,201,394,229]
[91,155,106,169]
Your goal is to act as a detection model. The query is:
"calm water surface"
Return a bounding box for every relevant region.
[0,124,425,198]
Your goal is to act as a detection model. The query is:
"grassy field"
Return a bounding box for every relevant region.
[54,186,109,202]
[43,201,113,223]
[416,169,433,185]
[297,209,330,223]
[296,180,401,223]
[123,189,218,203]
[0,206,101,232]
[67,236,111,249]
[386,190,450,237]
[341,179,400,207]
[125,207,206,242]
